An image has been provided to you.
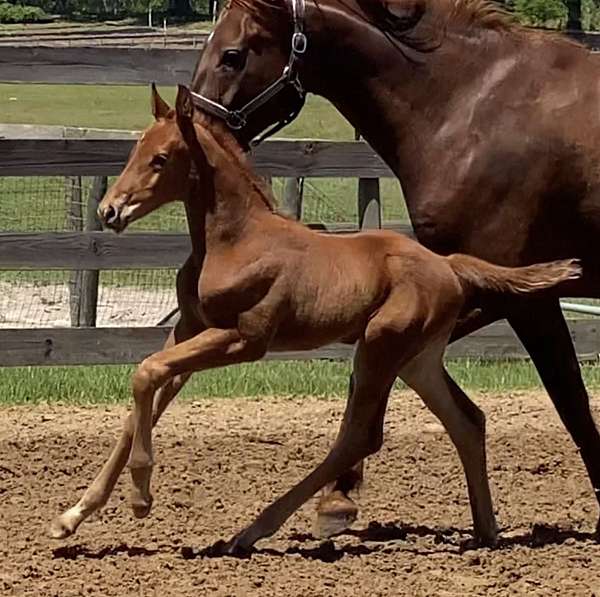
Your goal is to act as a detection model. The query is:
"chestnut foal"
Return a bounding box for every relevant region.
[50,85,580,553]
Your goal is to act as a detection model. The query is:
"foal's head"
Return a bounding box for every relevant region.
[98,85,196,232]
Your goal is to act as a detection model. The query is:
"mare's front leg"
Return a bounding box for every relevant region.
[127,327,269,518]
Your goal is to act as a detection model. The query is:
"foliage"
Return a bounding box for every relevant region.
[508,0,600,29]
[512,0,566,26]
[3,0,209,18]
[0,2,48,22]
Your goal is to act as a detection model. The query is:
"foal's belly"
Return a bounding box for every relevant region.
[272,277,382,350]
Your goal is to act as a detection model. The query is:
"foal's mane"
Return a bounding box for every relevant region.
[192,112,277,212]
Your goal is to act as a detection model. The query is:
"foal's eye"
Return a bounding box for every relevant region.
[221,49,247,71]
[151,154,168,171]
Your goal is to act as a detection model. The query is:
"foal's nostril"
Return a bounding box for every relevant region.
[104,205,119,225]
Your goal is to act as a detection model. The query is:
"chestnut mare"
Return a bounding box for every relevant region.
[191,0,600,537]
[50,85,579,552]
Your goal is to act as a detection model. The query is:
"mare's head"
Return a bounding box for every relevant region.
[192,0,309,144]
[98,85,196,232]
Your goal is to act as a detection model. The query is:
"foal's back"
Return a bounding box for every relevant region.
[266,218,463,350]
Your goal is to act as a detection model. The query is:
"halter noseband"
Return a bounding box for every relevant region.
[191,0,307,147]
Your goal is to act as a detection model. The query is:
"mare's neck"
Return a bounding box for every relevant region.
[303,2,518,195]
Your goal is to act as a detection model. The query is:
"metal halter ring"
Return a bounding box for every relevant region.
[226,111,247,130]
[292,32,307,54]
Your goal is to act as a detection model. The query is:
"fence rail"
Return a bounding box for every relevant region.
[2,319,600,367]
[0,139,392,177]
[2,29,600,86]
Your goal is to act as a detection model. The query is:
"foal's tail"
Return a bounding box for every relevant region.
[447,254,582,297]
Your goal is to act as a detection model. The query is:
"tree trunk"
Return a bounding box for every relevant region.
[565,0,582,31]
[168,0,193,17]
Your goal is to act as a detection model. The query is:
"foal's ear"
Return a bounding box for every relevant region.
[175,84,195,123]
[151,82,171,120]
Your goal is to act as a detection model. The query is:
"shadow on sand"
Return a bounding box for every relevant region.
[52,521,597,563]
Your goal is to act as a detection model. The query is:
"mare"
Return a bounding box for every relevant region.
[191,0,600,537]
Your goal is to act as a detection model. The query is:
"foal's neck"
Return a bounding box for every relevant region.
[186,117,275,252]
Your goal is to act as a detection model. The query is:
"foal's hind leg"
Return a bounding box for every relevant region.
[509,299,600,536]
[217,340,397,554]
[400,342,498,546]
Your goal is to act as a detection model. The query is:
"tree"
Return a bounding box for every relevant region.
[168,0,192,16]
[564,0,582,29]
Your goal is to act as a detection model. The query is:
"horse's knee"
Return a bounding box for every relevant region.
[132,357,167,398]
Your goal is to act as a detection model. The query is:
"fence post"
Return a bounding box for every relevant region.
[283,177,304,220]
[355,130,381,230]
[68,176,105,327]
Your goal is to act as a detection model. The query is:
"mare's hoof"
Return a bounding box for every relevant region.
[314,491,358,539]
[459,532,498,553]
[48,515,76,540]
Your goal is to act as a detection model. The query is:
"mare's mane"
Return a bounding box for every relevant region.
[226,0,582,50]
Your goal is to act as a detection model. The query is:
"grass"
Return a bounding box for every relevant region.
[4,358,600,406]
[0,83,408,227]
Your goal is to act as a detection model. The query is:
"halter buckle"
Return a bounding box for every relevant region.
[292,32,307,55]
[226,111,247,130]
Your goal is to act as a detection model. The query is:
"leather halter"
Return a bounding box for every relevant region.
[191,0,307,147]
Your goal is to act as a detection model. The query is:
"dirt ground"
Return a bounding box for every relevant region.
[1,391,600,596]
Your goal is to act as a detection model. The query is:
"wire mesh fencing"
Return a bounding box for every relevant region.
[2,174,400,329]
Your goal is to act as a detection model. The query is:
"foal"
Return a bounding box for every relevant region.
[51,85,580,553]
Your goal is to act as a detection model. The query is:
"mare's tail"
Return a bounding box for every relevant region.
[447,254,581,297]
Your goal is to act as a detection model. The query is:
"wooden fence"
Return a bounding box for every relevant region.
[2,37,600,367]
[2,125,600,367]
[2,27,600,86]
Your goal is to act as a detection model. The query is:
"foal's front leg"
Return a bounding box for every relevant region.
[127,327,267,518]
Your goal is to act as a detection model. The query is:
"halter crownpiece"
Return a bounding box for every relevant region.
[191,0,307,146]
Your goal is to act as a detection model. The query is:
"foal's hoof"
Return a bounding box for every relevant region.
[595,518,600,541]
[48,515,77,540]
[205,537,253,558]
[314,491,358,539]
[130,494,153,519]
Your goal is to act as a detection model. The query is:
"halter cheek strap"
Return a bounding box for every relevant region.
[190,0,307,147]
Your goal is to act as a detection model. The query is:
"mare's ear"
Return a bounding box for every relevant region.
[151,82,171,120]
[175,84,195,123]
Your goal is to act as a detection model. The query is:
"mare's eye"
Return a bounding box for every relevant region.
[151,154,168,171]
[221,49,247,71]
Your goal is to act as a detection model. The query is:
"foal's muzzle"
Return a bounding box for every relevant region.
[98,203,127,233]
